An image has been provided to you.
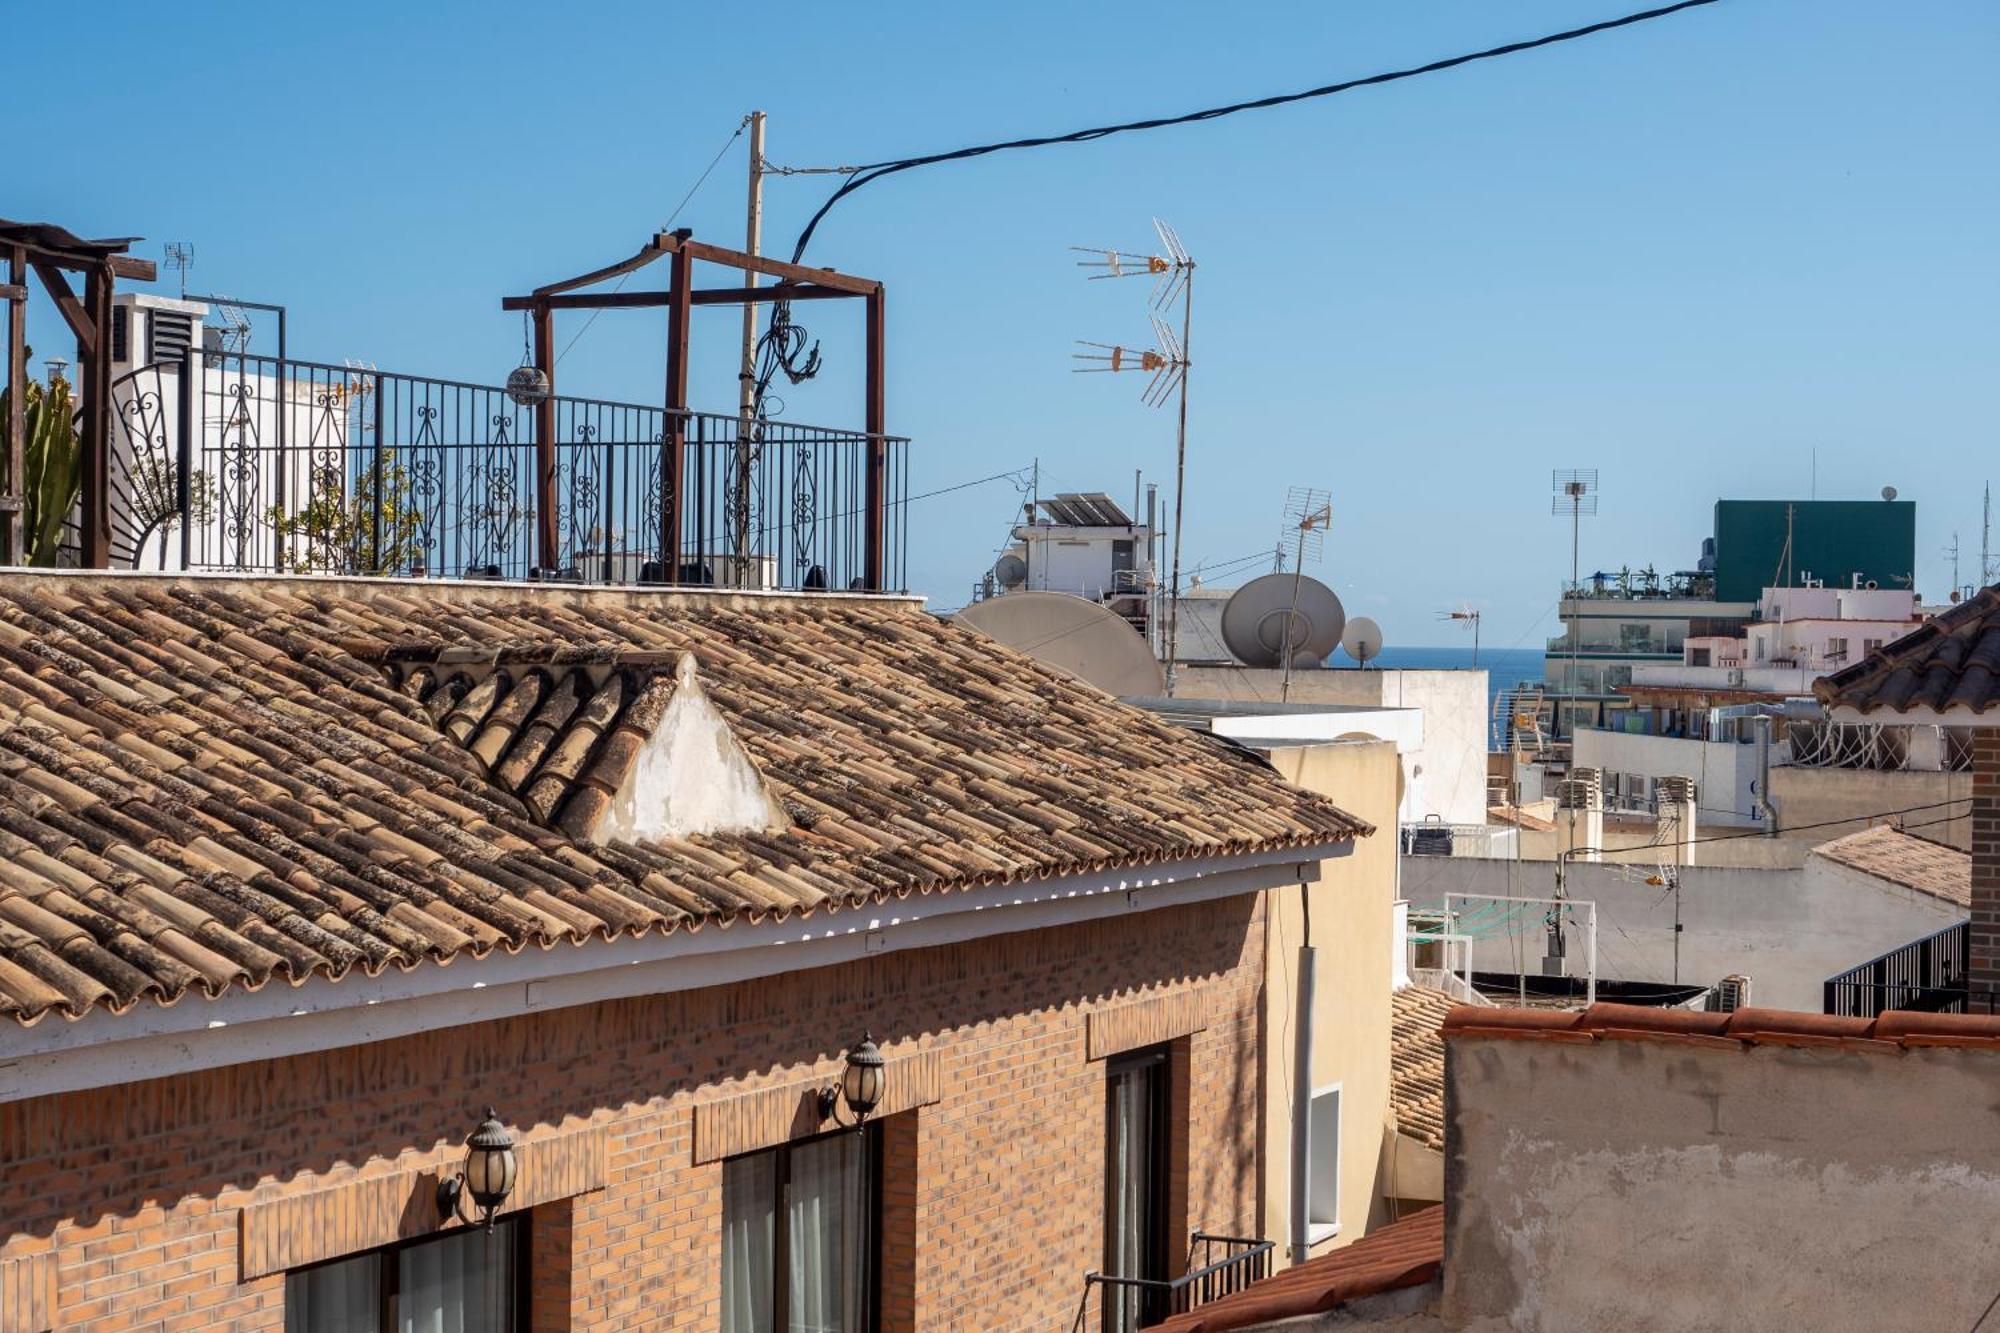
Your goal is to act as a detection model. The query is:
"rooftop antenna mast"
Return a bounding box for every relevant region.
[163,243,194,298]
[1073,219,1195,693]
[1442,604,1482,665]
[1551,469,1598,736]
[1278,487,1332,703]
[1985,484,1994,587]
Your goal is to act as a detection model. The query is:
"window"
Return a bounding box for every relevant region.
[1689,647,1711,667]
[285,1216,524,1333]
[1307,1084,1342,1243]
[1105,1047,1171,1333]
[1826,637,1849,662]
[1864,638,1884,655]
[722,1125,881,1333]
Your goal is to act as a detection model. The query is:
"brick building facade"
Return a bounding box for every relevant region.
[0,897,1265,1330]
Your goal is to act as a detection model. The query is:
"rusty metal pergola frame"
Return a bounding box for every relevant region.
[502,229,890,590]
[1,219,158,567]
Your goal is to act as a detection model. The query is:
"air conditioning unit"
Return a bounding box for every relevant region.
[1711,975,1752,1012]
[108,293,207,374]
[1726,668,1744,687]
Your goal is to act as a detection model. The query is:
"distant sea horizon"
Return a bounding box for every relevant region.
[1335,645,1543,747]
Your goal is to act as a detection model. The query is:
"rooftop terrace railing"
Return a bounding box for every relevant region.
[1824,921,1978,1018]
[97,351,911,592]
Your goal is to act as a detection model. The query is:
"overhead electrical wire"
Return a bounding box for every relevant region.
[784,0,1729,264]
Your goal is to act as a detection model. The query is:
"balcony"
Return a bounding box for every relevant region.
[1546,635,1677,657]
[95,350,911,592]
[1075,1232,1274,1331]
[1824,922,1989,1017]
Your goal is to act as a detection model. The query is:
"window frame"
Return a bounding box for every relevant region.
[722,1121,886,1333]
[283,1212,531,1333]
[1305,1081,1343,1245]
[1103,1044,1173,1332]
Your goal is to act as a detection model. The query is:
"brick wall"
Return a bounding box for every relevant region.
[0,894,1264,1331]
[1973,731,2000,991]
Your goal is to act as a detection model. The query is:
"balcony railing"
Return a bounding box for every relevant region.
[1824,922,1979,1017]
[1073,1233,1274,1332]
[96,352,911,591]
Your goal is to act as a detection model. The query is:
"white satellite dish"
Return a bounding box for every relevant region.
[1341,616,1384,668]
[992,552,1028,589]
[1220,573,1345,669]
[955,592,1166,696]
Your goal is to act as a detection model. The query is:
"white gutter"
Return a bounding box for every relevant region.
[0,842,1347,1104]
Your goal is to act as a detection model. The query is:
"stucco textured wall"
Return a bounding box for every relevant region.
[1445,1031,2000,1332]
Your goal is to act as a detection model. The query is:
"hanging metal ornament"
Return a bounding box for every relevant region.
[506,310,551,406]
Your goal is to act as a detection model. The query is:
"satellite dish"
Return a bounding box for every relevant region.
[955,592,1166,696]
[1881,486,1898,502]
[992,553,1028,589]
[1342,616,1384,667]
[1220,573,1345,669]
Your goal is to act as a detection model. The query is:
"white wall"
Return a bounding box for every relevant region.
[1398,854,1962,1011]
[1177,667,1489,826]
[1571,727,1767,825]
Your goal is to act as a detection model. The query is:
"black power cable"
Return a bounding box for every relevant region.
[787,0,1729,264]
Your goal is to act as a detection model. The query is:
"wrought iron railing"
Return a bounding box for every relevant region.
[1073,1232,1274,1332]
[98,352,910,591]
[1824,921,1982,1017]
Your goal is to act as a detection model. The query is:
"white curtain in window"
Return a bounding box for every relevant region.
[1107,1062,1155,1333]
[286,1253,382,1333]
[787,1133,869,1333]
[722,1152,777,1333]
[398,1221,515,1333]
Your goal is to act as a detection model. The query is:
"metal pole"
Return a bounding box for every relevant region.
[864,285,887,591]
[532,302,558,573]
[178,346,195,571]
[662,246,693,583]
[1281,523,1308,703]
[1288,940,1316,1266]
[735,111,765,577]
[80,264,112,569]
[1163,271,1193,697]
[2,245,24,566]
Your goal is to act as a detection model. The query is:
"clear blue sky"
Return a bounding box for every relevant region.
[10,1,1996,647]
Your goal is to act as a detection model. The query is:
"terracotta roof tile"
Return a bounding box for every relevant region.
[1147,1207,1443,1333]
[1816,585,2000,716]
[1810,824,1970,908]
[1443,1001,2000,1050]
[1390,986,1456,1153]
[0,575,1369,1026]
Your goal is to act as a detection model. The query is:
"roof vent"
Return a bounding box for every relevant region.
[598,653,790,842]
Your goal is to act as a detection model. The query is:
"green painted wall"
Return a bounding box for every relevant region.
[1712,500,1914,602]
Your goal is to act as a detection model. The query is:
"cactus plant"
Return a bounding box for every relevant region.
[0,359,82,566]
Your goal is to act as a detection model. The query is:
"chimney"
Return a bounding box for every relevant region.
[1655,775,1698,868]
[1557,766,1602,863]
[1974,732,2000,994]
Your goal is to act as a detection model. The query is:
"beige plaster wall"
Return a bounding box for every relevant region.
[1444,1032,2000,1332]
[1259,739,1400,1266]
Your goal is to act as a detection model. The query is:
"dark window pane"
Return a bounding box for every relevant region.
[723,1150,778,1332]
[285,1252,383,1333]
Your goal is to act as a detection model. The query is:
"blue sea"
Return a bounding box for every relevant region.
[1362,644,1543,695]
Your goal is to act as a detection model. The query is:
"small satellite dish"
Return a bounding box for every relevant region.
[1881,485,1898,502]
[1220,573,1345,669]
[992,553,1028,589]
[1342,616,1384,668]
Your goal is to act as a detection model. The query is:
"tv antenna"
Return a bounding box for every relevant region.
[1441,603,1482,665]
[1551,469,1598,732]
[1278,488,1332,702]
[1072,218,1196,693]
[163,242,194,297]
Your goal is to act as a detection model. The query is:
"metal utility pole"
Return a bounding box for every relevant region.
[733,111,767,578]
[1985,484,1994,587]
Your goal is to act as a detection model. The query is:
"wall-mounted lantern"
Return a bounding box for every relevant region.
[817,1034,886,1128]
[436,1107,519,1231]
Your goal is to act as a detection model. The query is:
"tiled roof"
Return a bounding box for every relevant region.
[1810,825,1970,909]
[1444,1001,2000,1050]
[1390,985,1455,1153]
[1815,585,2000,717]
[1147,1206,1443,1333]
[0,574,1369,1027]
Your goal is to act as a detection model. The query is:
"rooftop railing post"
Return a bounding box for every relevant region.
[80,263,112,568]
[177,346,195,571]
[864,285,885,590]
[661,247,692,583]
[532,301,557,573]
[2,244,24,566]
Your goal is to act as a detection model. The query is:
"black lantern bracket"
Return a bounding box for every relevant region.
[435,1106,519,1231]
[817,1033,887,1130]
